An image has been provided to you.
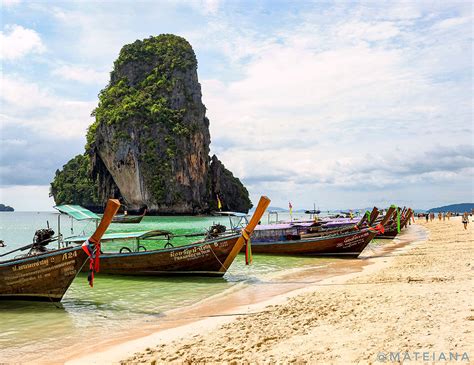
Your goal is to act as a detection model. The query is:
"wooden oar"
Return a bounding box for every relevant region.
[219,196,271,272]
[0,243,35,258]
[0,236,61,258]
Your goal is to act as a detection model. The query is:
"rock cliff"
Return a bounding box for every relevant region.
[208,155,252,212]
[0,204,14,212]
[51,34,252,214]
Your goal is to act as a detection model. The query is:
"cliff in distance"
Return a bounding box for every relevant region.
[50,35,251,214]
[0,204,14,212]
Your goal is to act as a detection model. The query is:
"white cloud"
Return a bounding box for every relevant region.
[336,21,401,42]
[1,76,52,109]
[0,24,45,60]
[435,16,471,29]
[201,0,221,15]
[1,1,472,209]
[1,0,22,7]
[0,185,55,211]
[1,76,96,139]
[52,65,109,85]
[0,138,27,147]
[197,8,472,208]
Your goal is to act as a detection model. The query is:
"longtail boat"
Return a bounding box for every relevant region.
[300,207,380,237]
[0,199,120,302]
[236,206,396,258]
[378,207,414,238]
[65,196,271,277]
[112,208,147,224]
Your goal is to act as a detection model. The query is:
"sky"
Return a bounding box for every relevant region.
[0,0,473,211]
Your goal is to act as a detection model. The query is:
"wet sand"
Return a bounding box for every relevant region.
[64,219,468,365]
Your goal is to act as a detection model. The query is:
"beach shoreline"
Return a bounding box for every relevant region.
[64,223,438,365]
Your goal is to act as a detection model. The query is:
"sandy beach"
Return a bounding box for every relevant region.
[106,218,472,364]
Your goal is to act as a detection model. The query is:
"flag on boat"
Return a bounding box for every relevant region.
[217,194,222,210]
[289,201,293,215]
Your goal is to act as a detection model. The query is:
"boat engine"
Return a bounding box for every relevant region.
[30,228,55,254]
[207,223,226,238]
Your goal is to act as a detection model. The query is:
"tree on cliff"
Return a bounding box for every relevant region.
[50,34,252,214]
[50,154,100,208]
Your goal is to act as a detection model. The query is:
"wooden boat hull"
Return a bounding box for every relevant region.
[112,215,145,224]
[0,246,88,302]
[378,227,399,238]
[247,229,376,258]
[94,235,240,277]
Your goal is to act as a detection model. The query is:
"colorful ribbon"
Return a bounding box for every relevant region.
[81,239,101,287]
[369,223,385,234]
[242,228,252,265]
[396,208,401,233]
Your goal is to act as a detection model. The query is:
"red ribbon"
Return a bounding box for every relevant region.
[81,240,101,287]
[368,223,385,234]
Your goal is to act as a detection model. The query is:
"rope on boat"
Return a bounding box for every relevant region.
[47,293,62,309]
[208,243,228,272]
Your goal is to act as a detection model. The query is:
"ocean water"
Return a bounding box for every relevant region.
[0,211,332,361]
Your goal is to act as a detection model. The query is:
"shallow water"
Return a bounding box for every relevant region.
[0,211,333,361]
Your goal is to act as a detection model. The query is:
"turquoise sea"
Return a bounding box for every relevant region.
[0,211,335,362]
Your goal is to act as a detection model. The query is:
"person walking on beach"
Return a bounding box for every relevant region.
[438,212,442,221]
[430,212,435,222]
[462,212,469,229]
[425,213,429,222]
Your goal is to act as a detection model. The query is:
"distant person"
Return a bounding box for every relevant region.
[430,212,435,222]
[438,212,442,221]
[462,212,469,230]
[0,240,4,247]
[443,212,446,221]
[425,214,429,222]
[447,212,451,220]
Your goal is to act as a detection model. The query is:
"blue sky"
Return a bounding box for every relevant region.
[0,0,472,211]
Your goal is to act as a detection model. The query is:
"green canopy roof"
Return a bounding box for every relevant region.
[54,205,100,221]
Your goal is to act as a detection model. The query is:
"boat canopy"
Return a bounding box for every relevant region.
[65,229,172,244]
[212,211,248,217]
[255,221,316,231]
[54,205,100,221]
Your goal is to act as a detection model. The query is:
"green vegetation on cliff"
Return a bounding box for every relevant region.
[50,154,100,207]
[87,35,195,147]
[87,35,198,204]
[51,34,252,214]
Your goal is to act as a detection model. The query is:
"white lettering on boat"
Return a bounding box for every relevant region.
[4,254,78,286]
[169,241,229,262]
[336,232,370,248]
